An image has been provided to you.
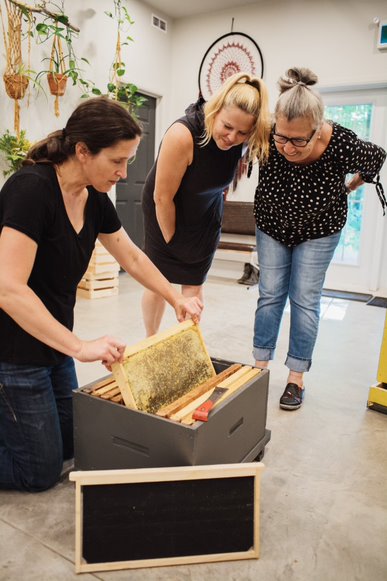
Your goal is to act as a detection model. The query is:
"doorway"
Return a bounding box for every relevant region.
[322,88,387,294]
[116,94,156,248]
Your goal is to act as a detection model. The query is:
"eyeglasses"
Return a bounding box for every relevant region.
[273,127,317,148]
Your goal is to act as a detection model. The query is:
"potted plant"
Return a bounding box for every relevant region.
[45,32,68,97]
[0,129,31,178]
[3,62,38,101]
[35,33,85,96]
[3,70,30,100]
[33,4,95,100]
[0,0,36,133]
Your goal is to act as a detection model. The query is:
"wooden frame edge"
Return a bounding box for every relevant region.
[70,462,265,573]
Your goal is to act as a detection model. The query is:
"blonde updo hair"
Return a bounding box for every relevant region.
[275,67,324,128]
[202,72,271,163]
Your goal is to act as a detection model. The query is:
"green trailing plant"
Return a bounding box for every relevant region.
[106,80,146,112]
[0,129,31,177]
[93,0,146,114]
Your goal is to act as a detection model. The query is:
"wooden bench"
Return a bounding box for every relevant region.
[211,201,258,281]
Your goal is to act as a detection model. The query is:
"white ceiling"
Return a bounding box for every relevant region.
[144,0,259,20]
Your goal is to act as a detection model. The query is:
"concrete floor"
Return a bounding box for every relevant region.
[1,271,387,580]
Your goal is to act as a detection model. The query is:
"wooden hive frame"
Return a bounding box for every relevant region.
[111,320,216,414]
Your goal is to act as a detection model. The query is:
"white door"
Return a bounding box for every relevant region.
[322,88,387,294]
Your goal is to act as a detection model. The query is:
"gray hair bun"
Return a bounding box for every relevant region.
[278,67,318,94]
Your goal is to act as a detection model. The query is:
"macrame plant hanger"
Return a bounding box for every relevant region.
[0,0,32,136]
[111,28,122,100]
[49,29,66,117]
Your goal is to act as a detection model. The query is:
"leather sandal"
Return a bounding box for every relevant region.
[279,382,305,410]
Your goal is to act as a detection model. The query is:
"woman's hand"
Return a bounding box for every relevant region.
[345,173,364,194]
[75,336,126,364]
[173,296,204,324]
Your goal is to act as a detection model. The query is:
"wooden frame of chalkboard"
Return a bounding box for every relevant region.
[70,462,264,573]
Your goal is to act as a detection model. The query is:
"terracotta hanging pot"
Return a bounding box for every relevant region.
[47,73,68,96]
[3,73,29,100]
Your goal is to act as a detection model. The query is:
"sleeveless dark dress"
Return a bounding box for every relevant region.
[142,99,243,285]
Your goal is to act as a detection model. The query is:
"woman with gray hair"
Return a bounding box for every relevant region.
[141,72,271,336]
[253,67,386,410]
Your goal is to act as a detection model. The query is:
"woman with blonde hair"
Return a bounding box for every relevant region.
[142,72,271,336]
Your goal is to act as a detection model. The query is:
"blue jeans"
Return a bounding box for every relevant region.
[253,229,341,373]
[0,357,78,492]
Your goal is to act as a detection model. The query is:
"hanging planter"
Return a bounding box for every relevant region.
[47,31,67,117]
[3,73,29,100]
[47,72,67,97]
[32,6,96,113]
[102,3,146,117]
[0,0,34,135]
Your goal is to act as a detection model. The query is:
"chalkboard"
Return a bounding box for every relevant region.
[70,463,264,573]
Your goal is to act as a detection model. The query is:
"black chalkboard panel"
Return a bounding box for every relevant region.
[70,463,263,573]
[83,477,254,563]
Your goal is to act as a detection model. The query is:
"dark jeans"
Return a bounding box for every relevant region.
[0,357,78,492]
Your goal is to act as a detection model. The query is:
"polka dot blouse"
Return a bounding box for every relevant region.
[254,122,386,247]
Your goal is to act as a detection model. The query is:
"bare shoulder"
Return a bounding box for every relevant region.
[160,122,193,165]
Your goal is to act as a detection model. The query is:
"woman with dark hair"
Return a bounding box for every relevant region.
[141,72,271,336]
[0,97,203,492]
[253,67,386,411]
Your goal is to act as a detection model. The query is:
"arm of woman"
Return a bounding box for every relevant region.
[98,228,203,322]
[345,172,364,193]
[153,123,193,243]
[0,227,125,364]
[346,135,386,183]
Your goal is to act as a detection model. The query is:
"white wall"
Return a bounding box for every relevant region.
[170,0,387,113]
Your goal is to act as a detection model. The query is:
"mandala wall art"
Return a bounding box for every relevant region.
[198,32,264,101]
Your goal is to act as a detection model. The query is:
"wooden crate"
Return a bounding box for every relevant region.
[77,241,120,299]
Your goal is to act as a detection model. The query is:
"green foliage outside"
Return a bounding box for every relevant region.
[325,104,372,264]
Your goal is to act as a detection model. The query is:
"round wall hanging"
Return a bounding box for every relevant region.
[198,32,264,101]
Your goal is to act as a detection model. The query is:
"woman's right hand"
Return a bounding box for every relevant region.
[75,336,126,364]
[173,295,204,324]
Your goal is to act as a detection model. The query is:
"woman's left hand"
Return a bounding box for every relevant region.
[174,296,204,324]
[345,173,364,194]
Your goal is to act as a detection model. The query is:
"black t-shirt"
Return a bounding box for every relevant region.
[0,164,121,365]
